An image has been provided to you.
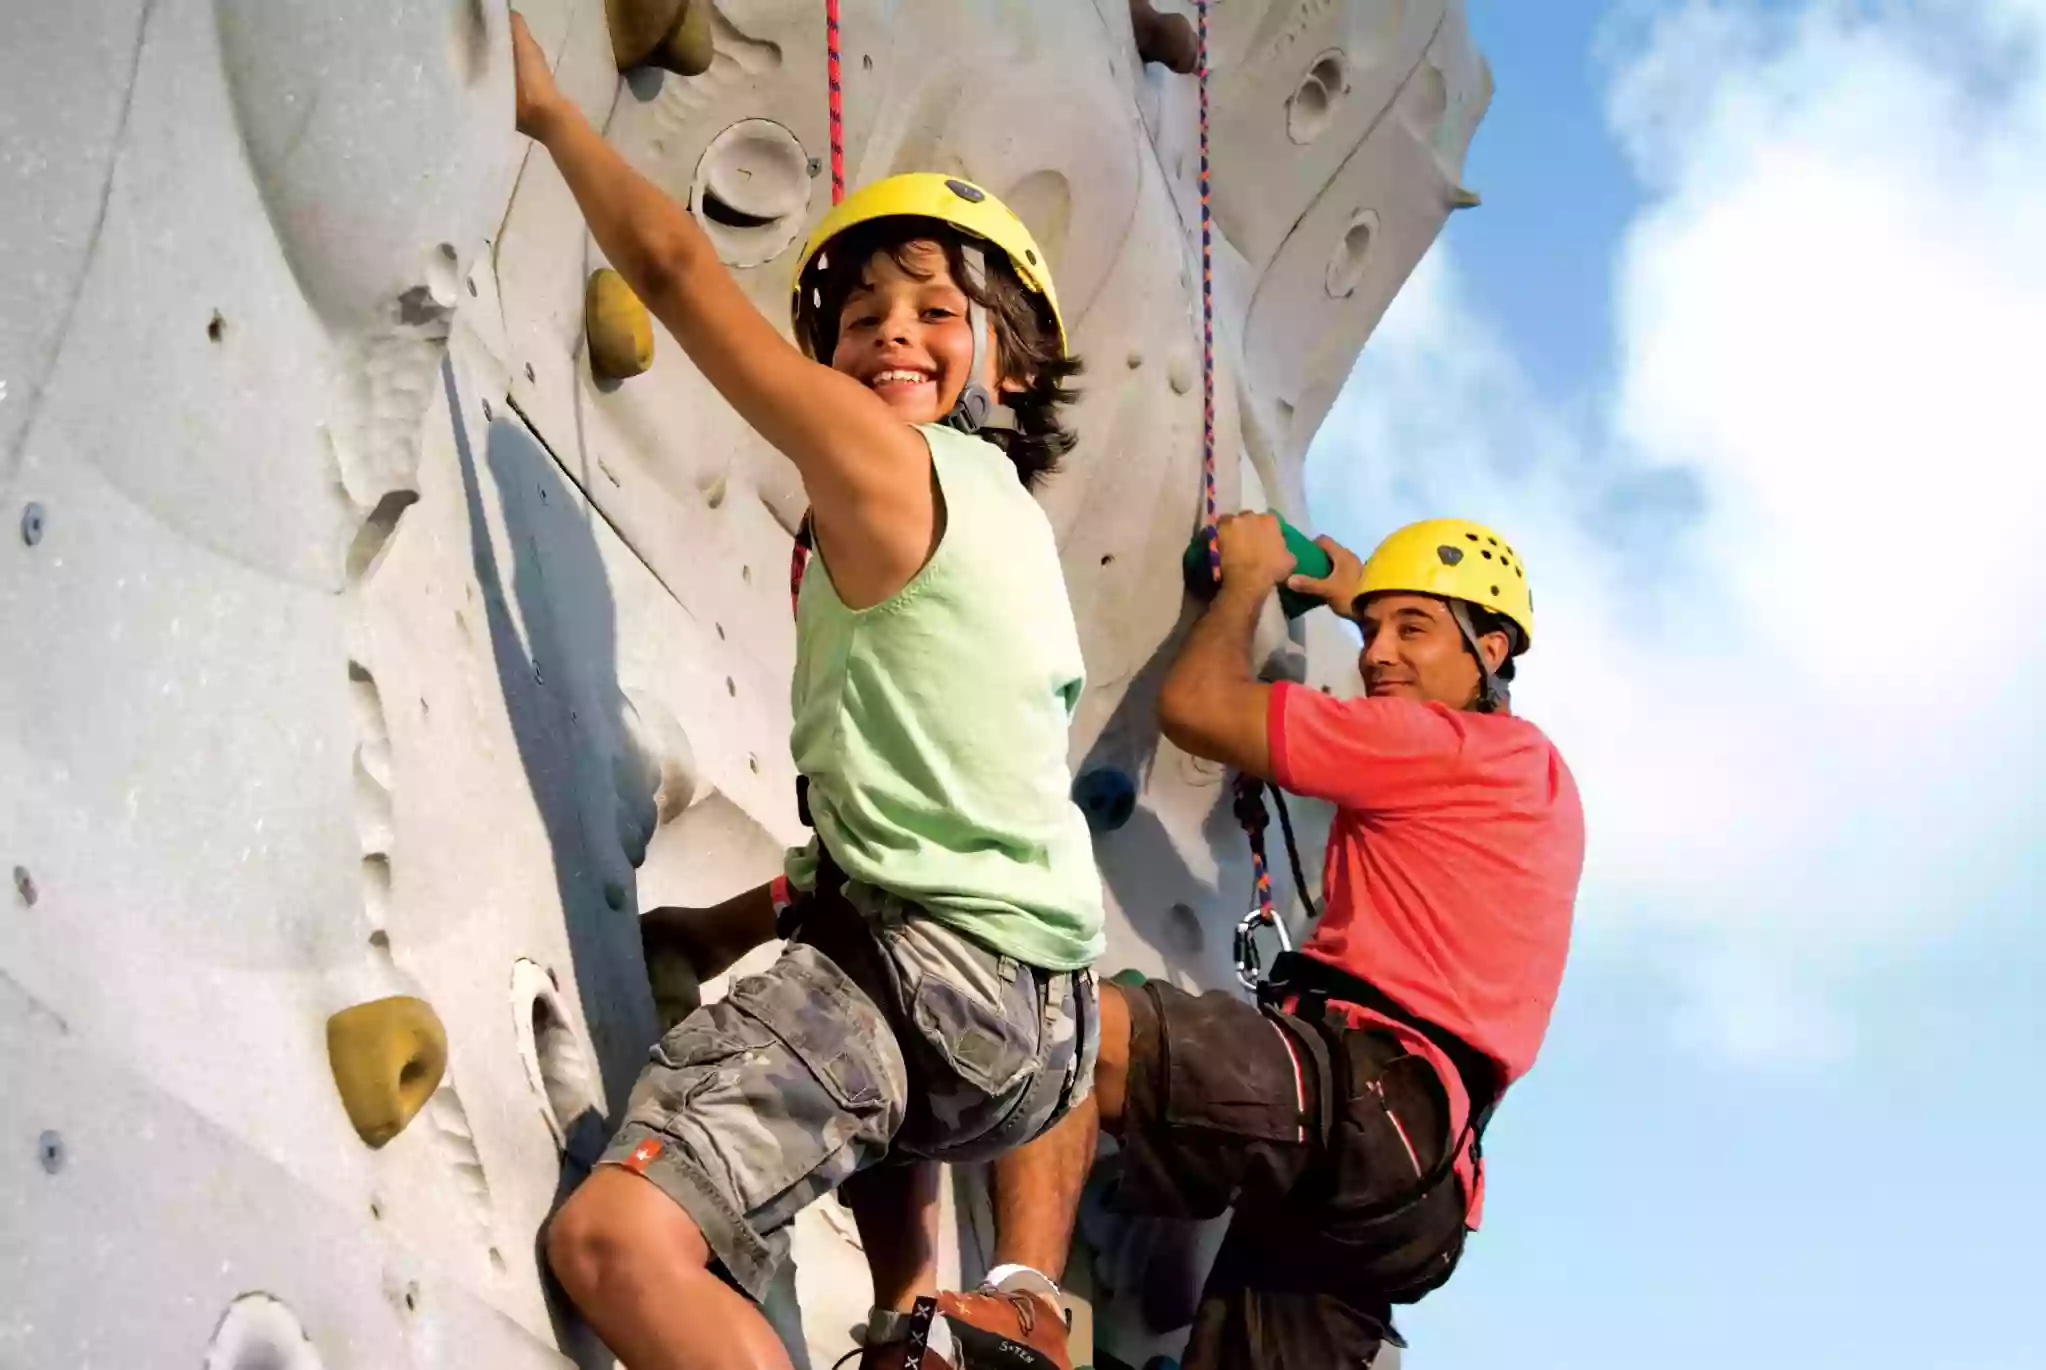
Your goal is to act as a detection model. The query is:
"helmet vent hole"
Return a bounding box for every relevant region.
[1481,549,1493,560]
[1465,532,1479,541]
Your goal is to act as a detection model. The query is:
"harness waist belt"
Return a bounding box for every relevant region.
[1259,951,1503,1142]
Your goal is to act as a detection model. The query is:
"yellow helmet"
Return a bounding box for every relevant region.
[789,173,1067,356]
[1355,517,1535,650]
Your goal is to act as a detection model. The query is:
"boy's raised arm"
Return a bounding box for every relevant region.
[511,14,934,598]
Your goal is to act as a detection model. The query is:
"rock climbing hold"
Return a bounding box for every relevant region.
[37,1131,63,1174]
[1182,517,1332,620]
[13,865,36,907]
[1074,768,1138,835]
[1451,186,1484,209]
[203,1292,326,1370]
[1106,968,1149,990]
[1129,0,1197,74]
[513,959,602,1150]
[20,502,45,547]
[606,0,713,77]
[586,268,655,381]
[326,995,449,1148]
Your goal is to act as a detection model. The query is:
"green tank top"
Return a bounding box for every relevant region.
[783,423,1105,971]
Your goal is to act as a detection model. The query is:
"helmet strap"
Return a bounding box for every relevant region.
[941,245,1002,436]
[1448,598,1510,714]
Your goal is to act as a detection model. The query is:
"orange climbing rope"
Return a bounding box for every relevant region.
[1183,2,1288,982]
[788,1,847,616]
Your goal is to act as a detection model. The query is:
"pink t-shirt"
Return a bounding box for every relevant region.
[1267,682,1585,1227]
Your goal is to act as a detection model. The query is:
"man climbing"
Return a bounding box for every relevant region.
[511,15,1102,1370]
[974,510,1586,1368]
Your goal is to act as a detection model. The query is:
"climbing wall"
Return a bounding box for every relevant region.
[0,2,1486,1368]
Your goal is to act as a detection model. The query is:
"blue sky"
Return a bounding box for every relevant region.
[1302,3,2046,1365]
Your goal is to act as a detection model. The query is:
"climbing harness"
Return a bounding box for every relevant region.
[1229,777,1322,990]
[1229,775,1289,990]
[1256,950,1504,1164]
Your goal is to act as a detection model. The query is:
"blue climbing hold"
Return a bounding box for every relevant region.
[1073,767,1137,834]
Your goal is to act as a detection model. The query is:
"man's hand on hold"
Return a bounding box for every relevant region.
[1215,511,1297,598]
[511,12,566,141]
[1286,534,1366,620]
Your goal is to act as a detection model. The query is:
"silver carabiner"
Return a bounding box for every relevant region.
[1232,905,1292,992]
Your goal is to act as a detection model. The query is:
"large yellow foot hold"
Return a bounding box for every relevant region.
[327,995,448,1148]
[586,268,655,381]
[606,0,713,77]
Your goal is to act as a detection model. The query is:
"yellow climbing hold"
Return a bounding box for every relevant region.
[326,995,448,1148]
[586,268,655,381]
[606,0,713,77]
[1451,186,1484,210]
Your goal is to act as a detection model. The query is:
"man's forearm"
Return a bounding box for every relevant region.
[1158,583,1276,778]
[1171,583,1264,692]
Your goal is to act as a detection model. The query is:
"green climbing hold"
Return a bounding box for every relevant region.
[1107,968,1149,990]
[1181,513,1335,620]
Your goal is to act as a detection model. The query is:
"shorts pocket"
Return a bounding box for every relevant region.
[723,943,902,1114]
[879,917,1038,1100]
[1156,984,1309,1144]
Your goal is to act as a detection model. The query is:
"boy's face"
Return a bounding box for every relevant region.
[830,240,999,424]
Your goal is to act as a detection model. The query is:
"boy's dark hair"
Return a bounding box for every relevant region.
[794,215,1084,490]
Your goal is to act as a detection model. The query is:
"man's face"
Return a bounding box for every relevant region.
[1356,593,1495,709]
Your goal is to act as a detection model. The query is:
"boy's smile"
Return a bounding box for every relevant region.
[830,239,996,425]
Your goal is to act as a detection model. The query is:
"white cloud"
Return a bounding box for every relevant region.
[1306,0,2046,1065]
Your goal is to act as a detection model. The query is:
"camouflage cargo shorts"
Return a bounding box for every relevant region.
[597,890,1099,1303]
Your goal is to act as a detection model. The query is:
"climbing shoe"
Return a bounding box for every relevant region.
[934,1285,1071,1370]
[841,1274,1071,1370]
